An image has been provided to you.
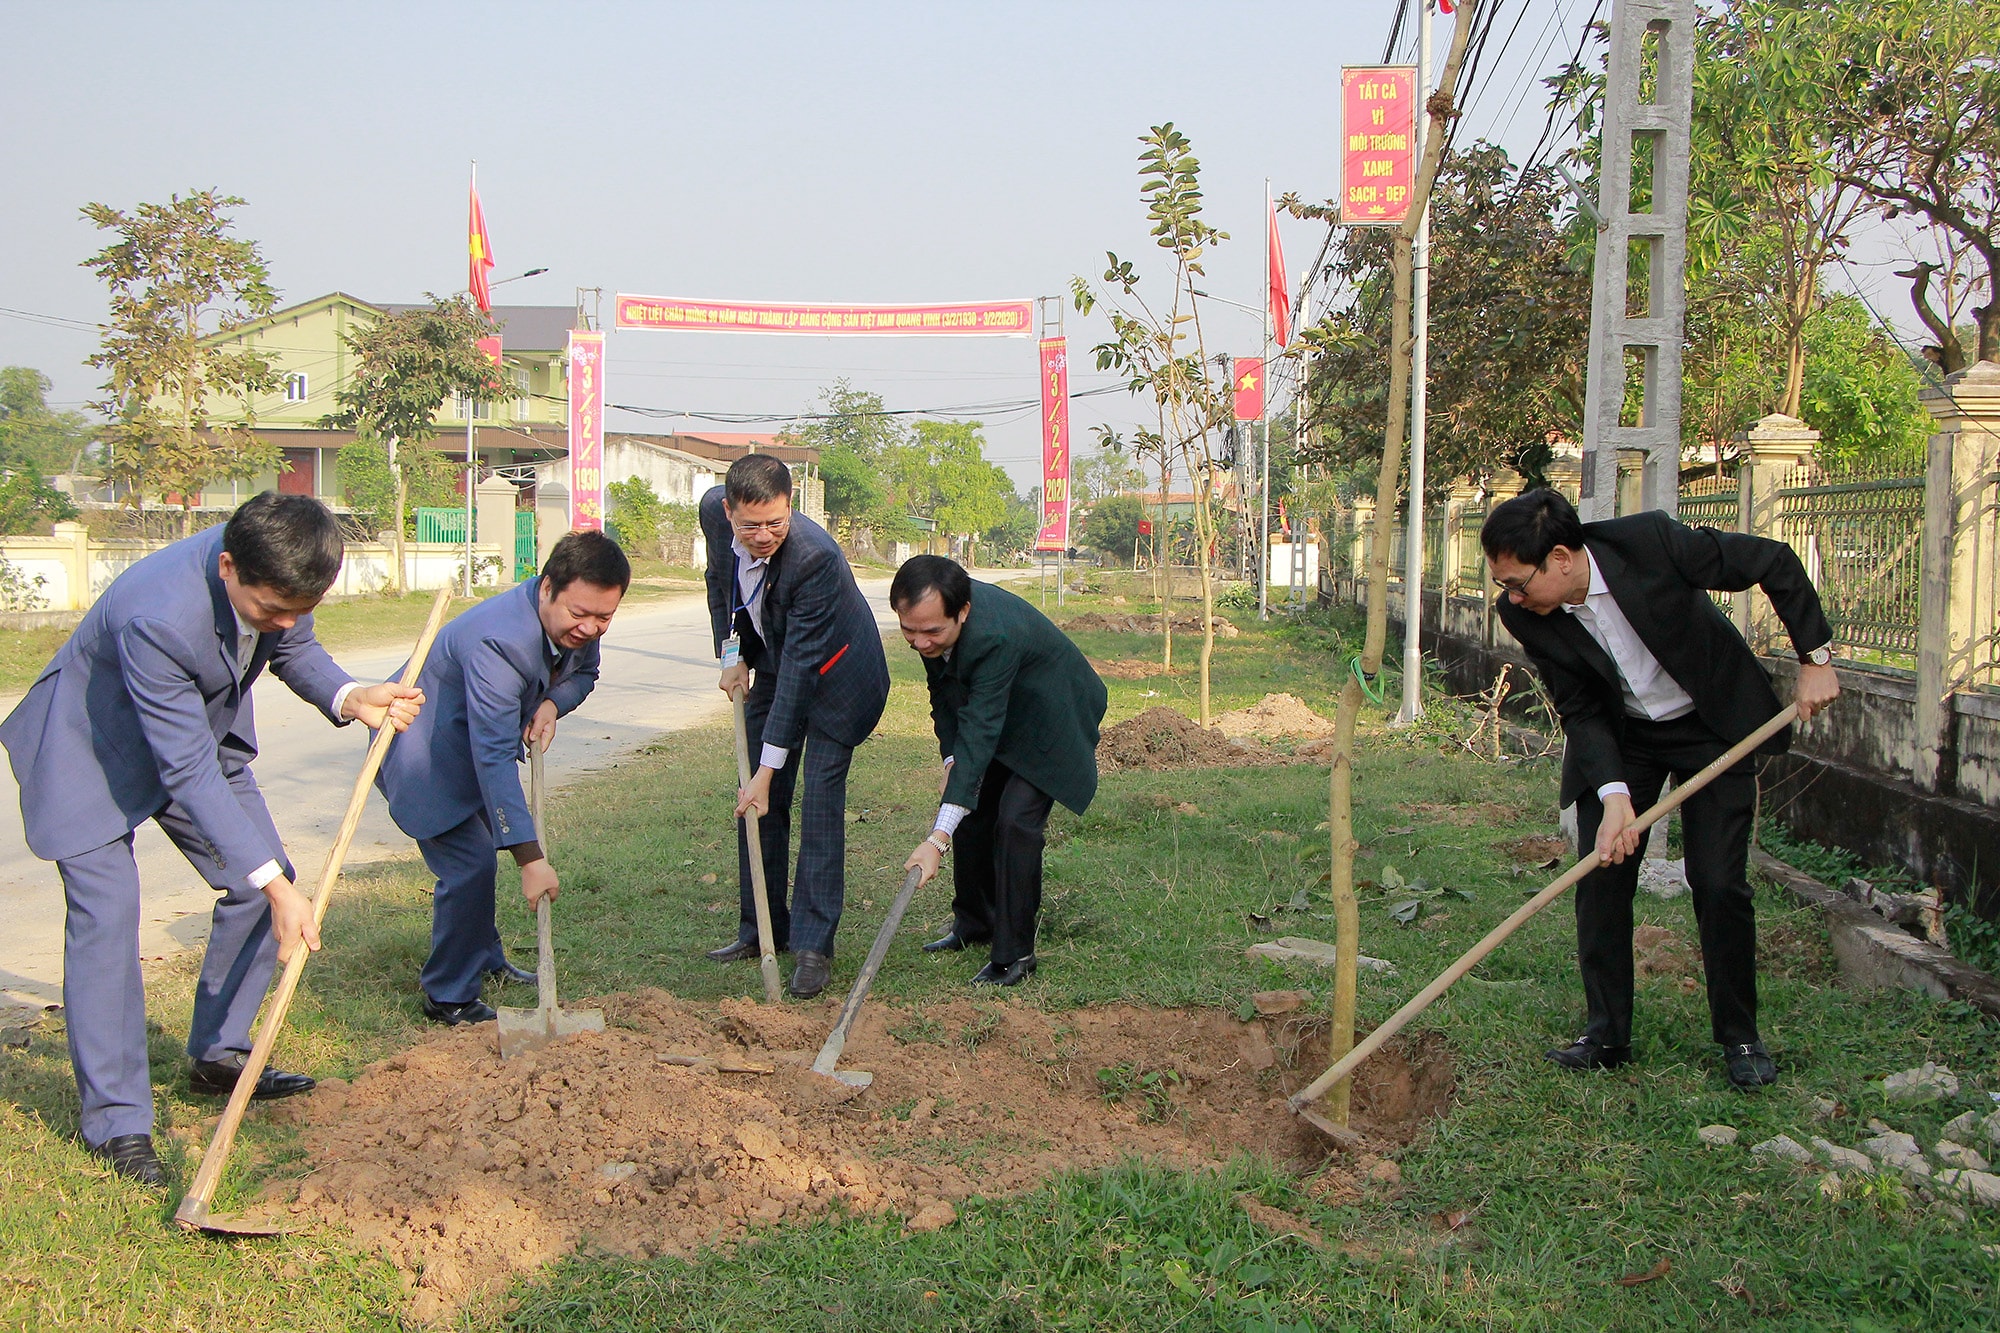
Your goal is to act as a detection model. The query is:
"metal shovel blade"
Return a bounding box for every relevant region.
[496,1003,604,1059]
[172,1195,294,1236]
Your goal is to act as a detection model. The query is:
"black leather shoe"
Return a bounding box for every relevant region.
[1723,1040,1777,1090]
[421,996,497,1026]
[923,929,988,954]
[1545,1036,1632,1071]
[788,949,832,999]
[90,1133,165,1187]
[706,939,781,963]
[488,957,538,985]
[189,1056,317,1100]
[971,956,1037,987]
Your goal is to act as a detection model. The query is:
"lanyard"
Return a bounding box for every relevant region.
[732,559,768,619]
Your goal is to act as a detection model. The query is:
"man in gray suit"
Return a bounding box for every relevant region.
[0,493,423,1185]
[377,530,628,1025]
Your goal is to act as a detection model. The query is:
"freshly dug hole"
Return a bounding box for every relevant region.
[259,988,1453,1323]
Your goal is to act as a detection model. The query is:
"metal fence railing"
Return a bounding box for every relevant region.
[1678,472,1740,531]
[1769,468,1925,660]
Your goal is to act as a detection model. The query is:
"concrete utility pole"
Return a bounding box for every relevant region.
[1578,0,1696,520]
[1397,0,1434,723]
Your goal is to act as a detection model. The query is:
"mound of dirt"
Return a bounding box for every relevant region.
[259,989,1452,1324]
[1100,707,1278,770]
[1213,694,1337,741]
[1088,656,1170,681]
[1064,612,1239,638]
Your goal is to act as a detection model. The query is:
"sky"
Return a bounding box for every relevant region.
[0,1,1931,492]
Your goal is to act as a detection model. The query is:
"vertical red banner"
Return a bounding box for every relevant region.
[567,330,605,531]
[1036,337,1070,552]
[1342,66,1417,225]
[1233,357,1266,421]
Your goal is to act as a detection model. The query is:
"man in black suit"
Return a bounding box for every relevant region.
[893,556,1108,986]
[700,455,890,998]
[1483,488,1839,1089]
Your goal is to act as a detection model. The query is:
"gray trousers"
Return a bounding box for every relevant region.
[56,766,289,1146]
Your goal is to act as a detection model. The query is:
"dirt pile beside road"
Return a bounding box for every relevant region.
[1063,612,1239,638]
[260,989,1452,1324]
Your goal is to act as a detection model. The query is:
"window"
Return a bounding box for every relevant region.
[284,372,309,403]
[456,394,492,421]
[515,368,531,420]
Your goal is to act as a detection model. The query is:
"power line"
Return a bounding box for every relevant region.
[0,305,101,332]
[1519,0,1604,181]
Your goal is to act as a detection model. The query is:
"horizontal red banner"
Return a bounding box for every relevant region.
[614,295,1034,337]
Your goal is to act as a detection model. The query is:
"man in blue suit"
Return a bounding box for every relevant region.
[0,493,424,1186]
[377,529,629,1025]
[700,454,889,998]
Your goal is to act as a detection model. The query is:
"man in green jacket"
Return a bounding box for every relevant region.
[893,556,1108,985]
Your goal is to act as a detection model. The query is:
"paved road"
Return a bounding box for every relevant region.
[0,579,899,1007]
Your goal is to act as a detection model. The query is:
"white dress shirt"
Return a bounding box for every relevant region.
[730,537,789,772]
[1563,550,1695,801]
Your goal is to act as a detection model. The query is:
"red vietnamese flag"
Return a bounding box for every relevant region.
[1439,0,1455,12]
[475,335,504,392]
[1268,195,1291,348]
[1233,357,1265,421]
[468,183,495,313]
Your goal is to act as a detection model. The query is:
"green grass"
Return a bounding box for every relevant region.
[2,590,1996,1330]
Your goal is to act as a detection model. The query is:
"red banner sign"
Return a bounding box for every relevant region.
[1233,357,1265,422]
[1035,337,1070,552]
[567,330,605,532]
[1342,66,1417,225]
[614,295,1034,337]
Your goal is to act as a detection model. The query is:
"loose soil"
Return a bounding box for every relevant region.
[1088,655,1171,681]
[1099,706,1280,770]
[1063,612,1240,638]
[257,990,1453,1324]
[1213,693,1337,741]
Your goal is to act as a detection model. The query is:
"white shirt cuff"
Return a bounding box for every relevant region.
[759,744,789,771]
[248,859,286,890]
[1596,782,1632,802]
[934,803,971,836]
[331,681,360,720]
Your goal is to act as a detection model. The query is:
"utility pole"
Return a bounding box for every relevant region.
[1397,0,1433,723]
[1259,180,1274,621]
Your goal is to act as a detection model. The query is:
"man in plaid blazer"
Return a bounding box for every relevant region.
[700,454,890,998]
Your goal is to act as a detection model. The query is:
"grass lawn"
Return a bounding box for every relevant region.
[1,576,1995,1330]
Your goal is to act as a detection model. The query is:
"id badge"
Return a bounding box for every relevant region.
[720,635,741,670]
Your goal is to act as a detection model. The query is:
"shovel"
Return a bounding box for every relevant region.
[809,863,927,1090]
[175,586,454,1235]
[497,740,605,1058]
[730,689,785,1005]
[1288,704,1800,1141]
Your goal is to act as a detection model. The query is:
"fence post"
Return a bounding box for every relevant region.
[51,520,89,611]
[1915,361,2000,794]
[1735,413,1819,649]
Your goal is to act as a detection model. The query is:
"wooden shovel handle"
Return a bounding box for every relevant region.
[176,585,454,1230]
[530,741,558,1016]
[1289,703,1799,1117]
[731,689,784,1005]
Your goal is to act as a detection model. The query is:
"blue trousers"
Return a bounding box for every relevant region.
[736,683,854,957]
[417,809,509,1004]
[56,766,291,1146]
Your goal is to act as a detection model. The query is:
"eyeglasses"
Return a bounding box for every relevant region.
[1493,562,1545,596]
[731,517,791,535]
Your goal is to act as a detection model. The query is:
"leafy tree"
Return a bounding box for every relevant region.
[0,469,79,534]
[982,491,1040,560]
[1819,0,2000,368]
[814,443,883,524]
[1799,297,1931,472]
[1073,440,1146,505]
[777,380,910,531]
[0,367,96,479]
[81,190,281,533]
[913,420,1010,566]
[1079,494,1145,563]
[1073,123,1233,714]
[323,295,498,582]
[1303,144,1590,489]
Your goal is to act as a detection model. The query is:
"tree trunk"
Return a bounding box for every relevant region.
[1320,0,1478,1127]
[1191,458,1217,726]
[391,440,408,595]
[1157,459,1173,670]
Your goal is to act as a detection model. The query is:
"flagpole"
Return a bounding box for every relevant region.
[1398,3,1432,723]
[1258,178,1273,622]
[465,159,478,598]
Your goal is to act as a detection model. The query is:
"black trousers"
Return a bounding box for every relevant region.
[949,760,1055,967]
[1572,713,1760,1048]
[735,679,855,957]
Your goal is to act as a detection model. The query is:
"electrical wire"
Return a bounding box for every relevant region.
[1518,0,1605,182]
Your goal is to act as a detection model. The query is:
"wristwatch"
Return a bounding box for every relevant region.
[1799,643,1833,667]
